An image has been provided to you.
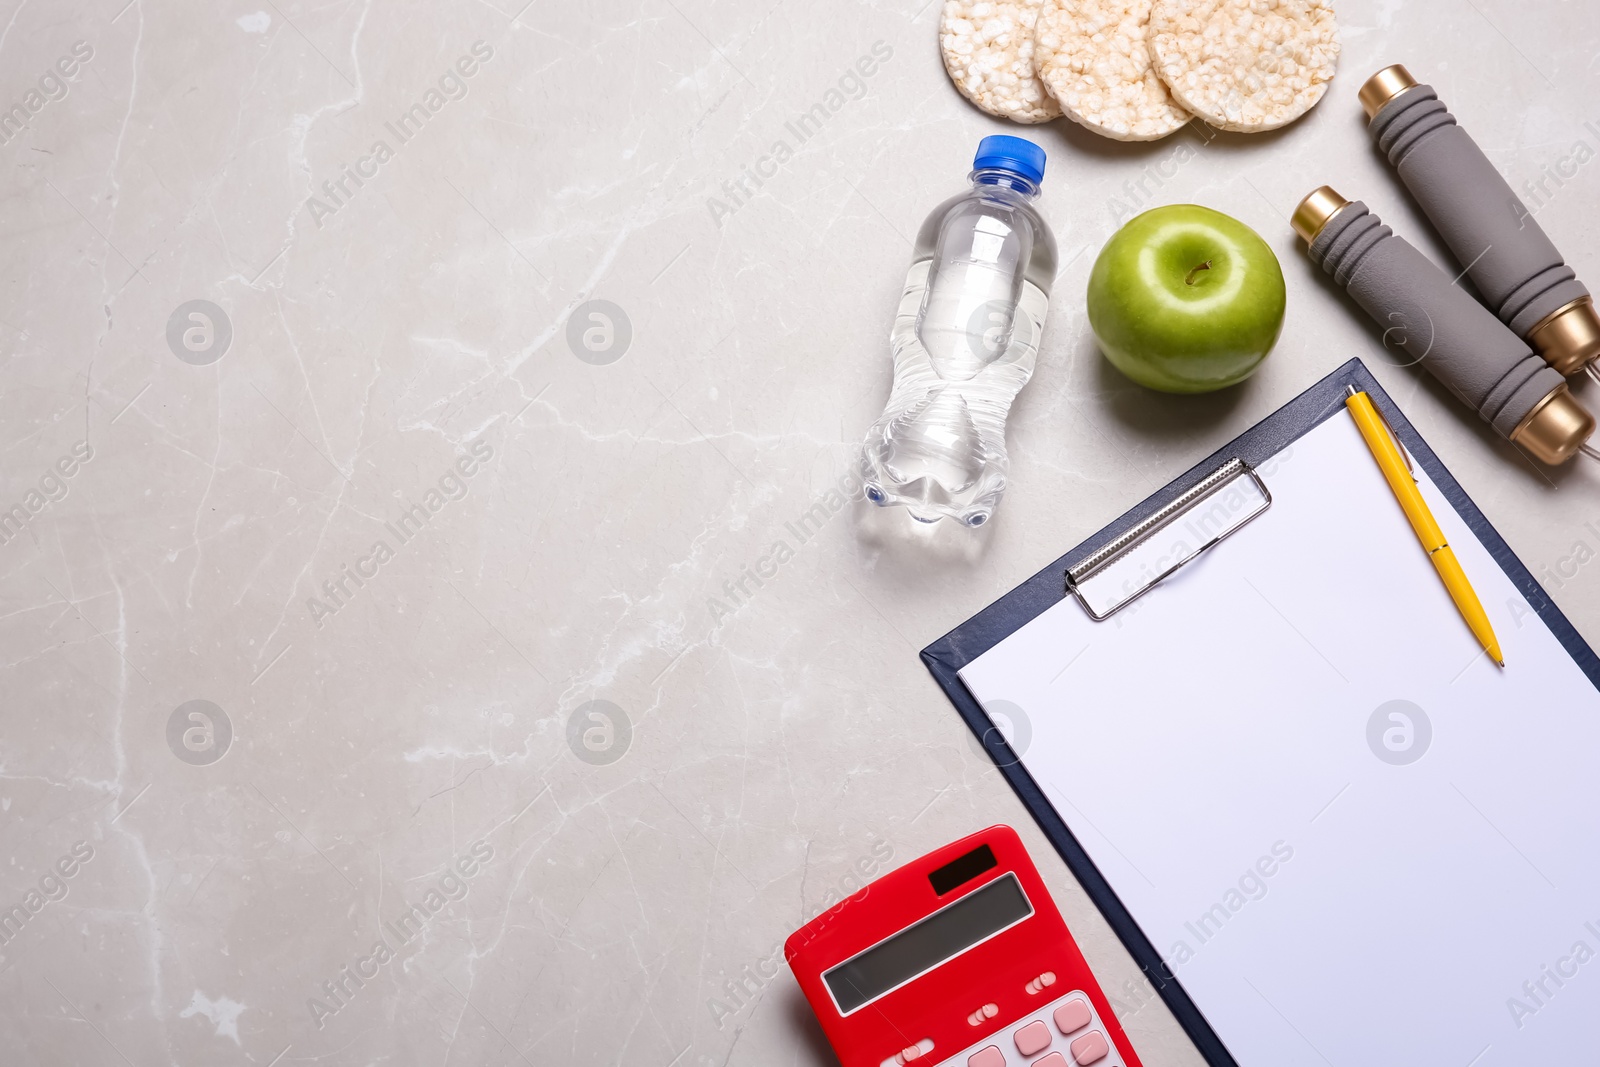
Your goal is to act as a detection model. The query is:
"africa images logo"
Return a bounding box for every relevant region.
[0,841,96,954]
[303,42,494,228]
[968,699,1032,767]
[305,441,494,628]
[1367,700,1432,766]
[566,300,632,366]
[566,700,631,766]
[0,440,93,547]
[166,700,233,766]
[308,841,494,1031]
[0,40,94,147]
[166,300,232,365]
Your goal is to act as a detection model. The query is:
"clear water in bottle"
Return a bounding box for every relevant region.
[861,136,1056,526]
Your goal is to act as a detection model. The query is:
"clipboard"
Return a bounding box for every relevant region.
[921,358,1600,1066]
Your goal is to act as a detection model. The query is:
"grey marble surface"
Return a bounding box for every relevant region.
[3,1,1599,1064]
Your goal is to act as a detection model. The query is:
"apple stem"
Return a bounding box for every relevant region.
[1185,260,1212,286]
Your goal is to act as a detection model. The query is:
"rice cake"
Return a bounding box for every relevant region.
[1149,0,1340,133]
[1033,0,1191,142]
[940,0,1062,124]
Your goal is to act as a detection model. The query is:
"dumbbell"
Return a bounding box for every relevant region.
[1293,186,1596,465]
[1361,64,1600,380]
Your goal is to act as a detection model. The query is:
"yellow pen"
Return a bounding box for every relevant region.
[1344,387,1504,667]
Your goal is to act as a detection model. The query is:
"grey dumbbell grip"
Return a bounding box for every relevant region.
[1309,201,1562,439]
[1371,85,1588,337]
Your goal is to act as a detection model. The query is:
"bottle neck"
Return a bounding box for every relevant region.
[970,168,1040,197]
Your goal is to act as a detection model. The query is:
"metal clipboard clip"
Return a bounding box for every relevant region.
[1064,457,1273,621]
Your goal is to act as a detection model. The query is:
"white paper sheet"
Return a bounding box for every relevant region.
[959,412,1600,1066]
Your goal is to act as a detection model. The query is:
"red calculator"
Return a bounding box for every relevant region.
[785,826,1142,1067]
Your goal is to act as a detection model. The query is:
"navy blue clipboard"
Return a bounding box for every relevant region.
[919,357,1600,1067]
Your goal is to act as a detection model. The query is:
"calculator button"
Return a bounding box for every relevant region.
[967,1046,1005,1067]
[1070,1031,1110,1065]
[1033,1055,1069,1067]
[1014,1020,1052,1056]
[1053,1000,1092,1035]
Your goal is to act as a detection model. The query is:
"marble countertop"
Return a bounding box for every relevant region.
[4,1,1599,1064]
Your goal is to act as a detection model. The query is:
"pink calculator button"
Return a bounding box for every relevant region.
[1053,1000,1092,1034]
[1070,1031,1110,1065]
[1014,1020,1052,1056]
[967,1046,1005,1067]
[1034,1055,1069,1067]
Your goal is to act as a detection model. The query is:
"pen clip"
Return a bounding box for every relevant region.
[1346,385,1415,481]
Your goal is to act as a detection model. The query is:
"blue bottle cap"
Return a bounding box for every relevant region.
[972,135,1046,185]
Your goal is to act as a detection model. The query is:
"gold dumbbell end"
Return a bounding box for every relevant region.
[1292,186,1351,244]
[1359,64,1420,120]
[1511,383,1596,465]
[1527,298,1600,378]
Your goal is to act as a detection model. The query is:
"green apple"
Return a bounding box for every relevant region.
[1087,205,1286,394]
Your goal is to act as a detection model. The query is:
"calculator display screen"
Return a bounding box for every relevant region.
[823,873,1033,1014]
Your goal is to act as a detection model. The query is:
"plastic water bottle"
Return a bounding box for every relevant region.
[861,136,1056,527]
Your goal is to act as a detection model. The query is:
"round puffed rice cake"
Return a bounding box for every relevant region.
[1149,0,1340,133]
[940,0,1062,124]
[1033,0,1191,142]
